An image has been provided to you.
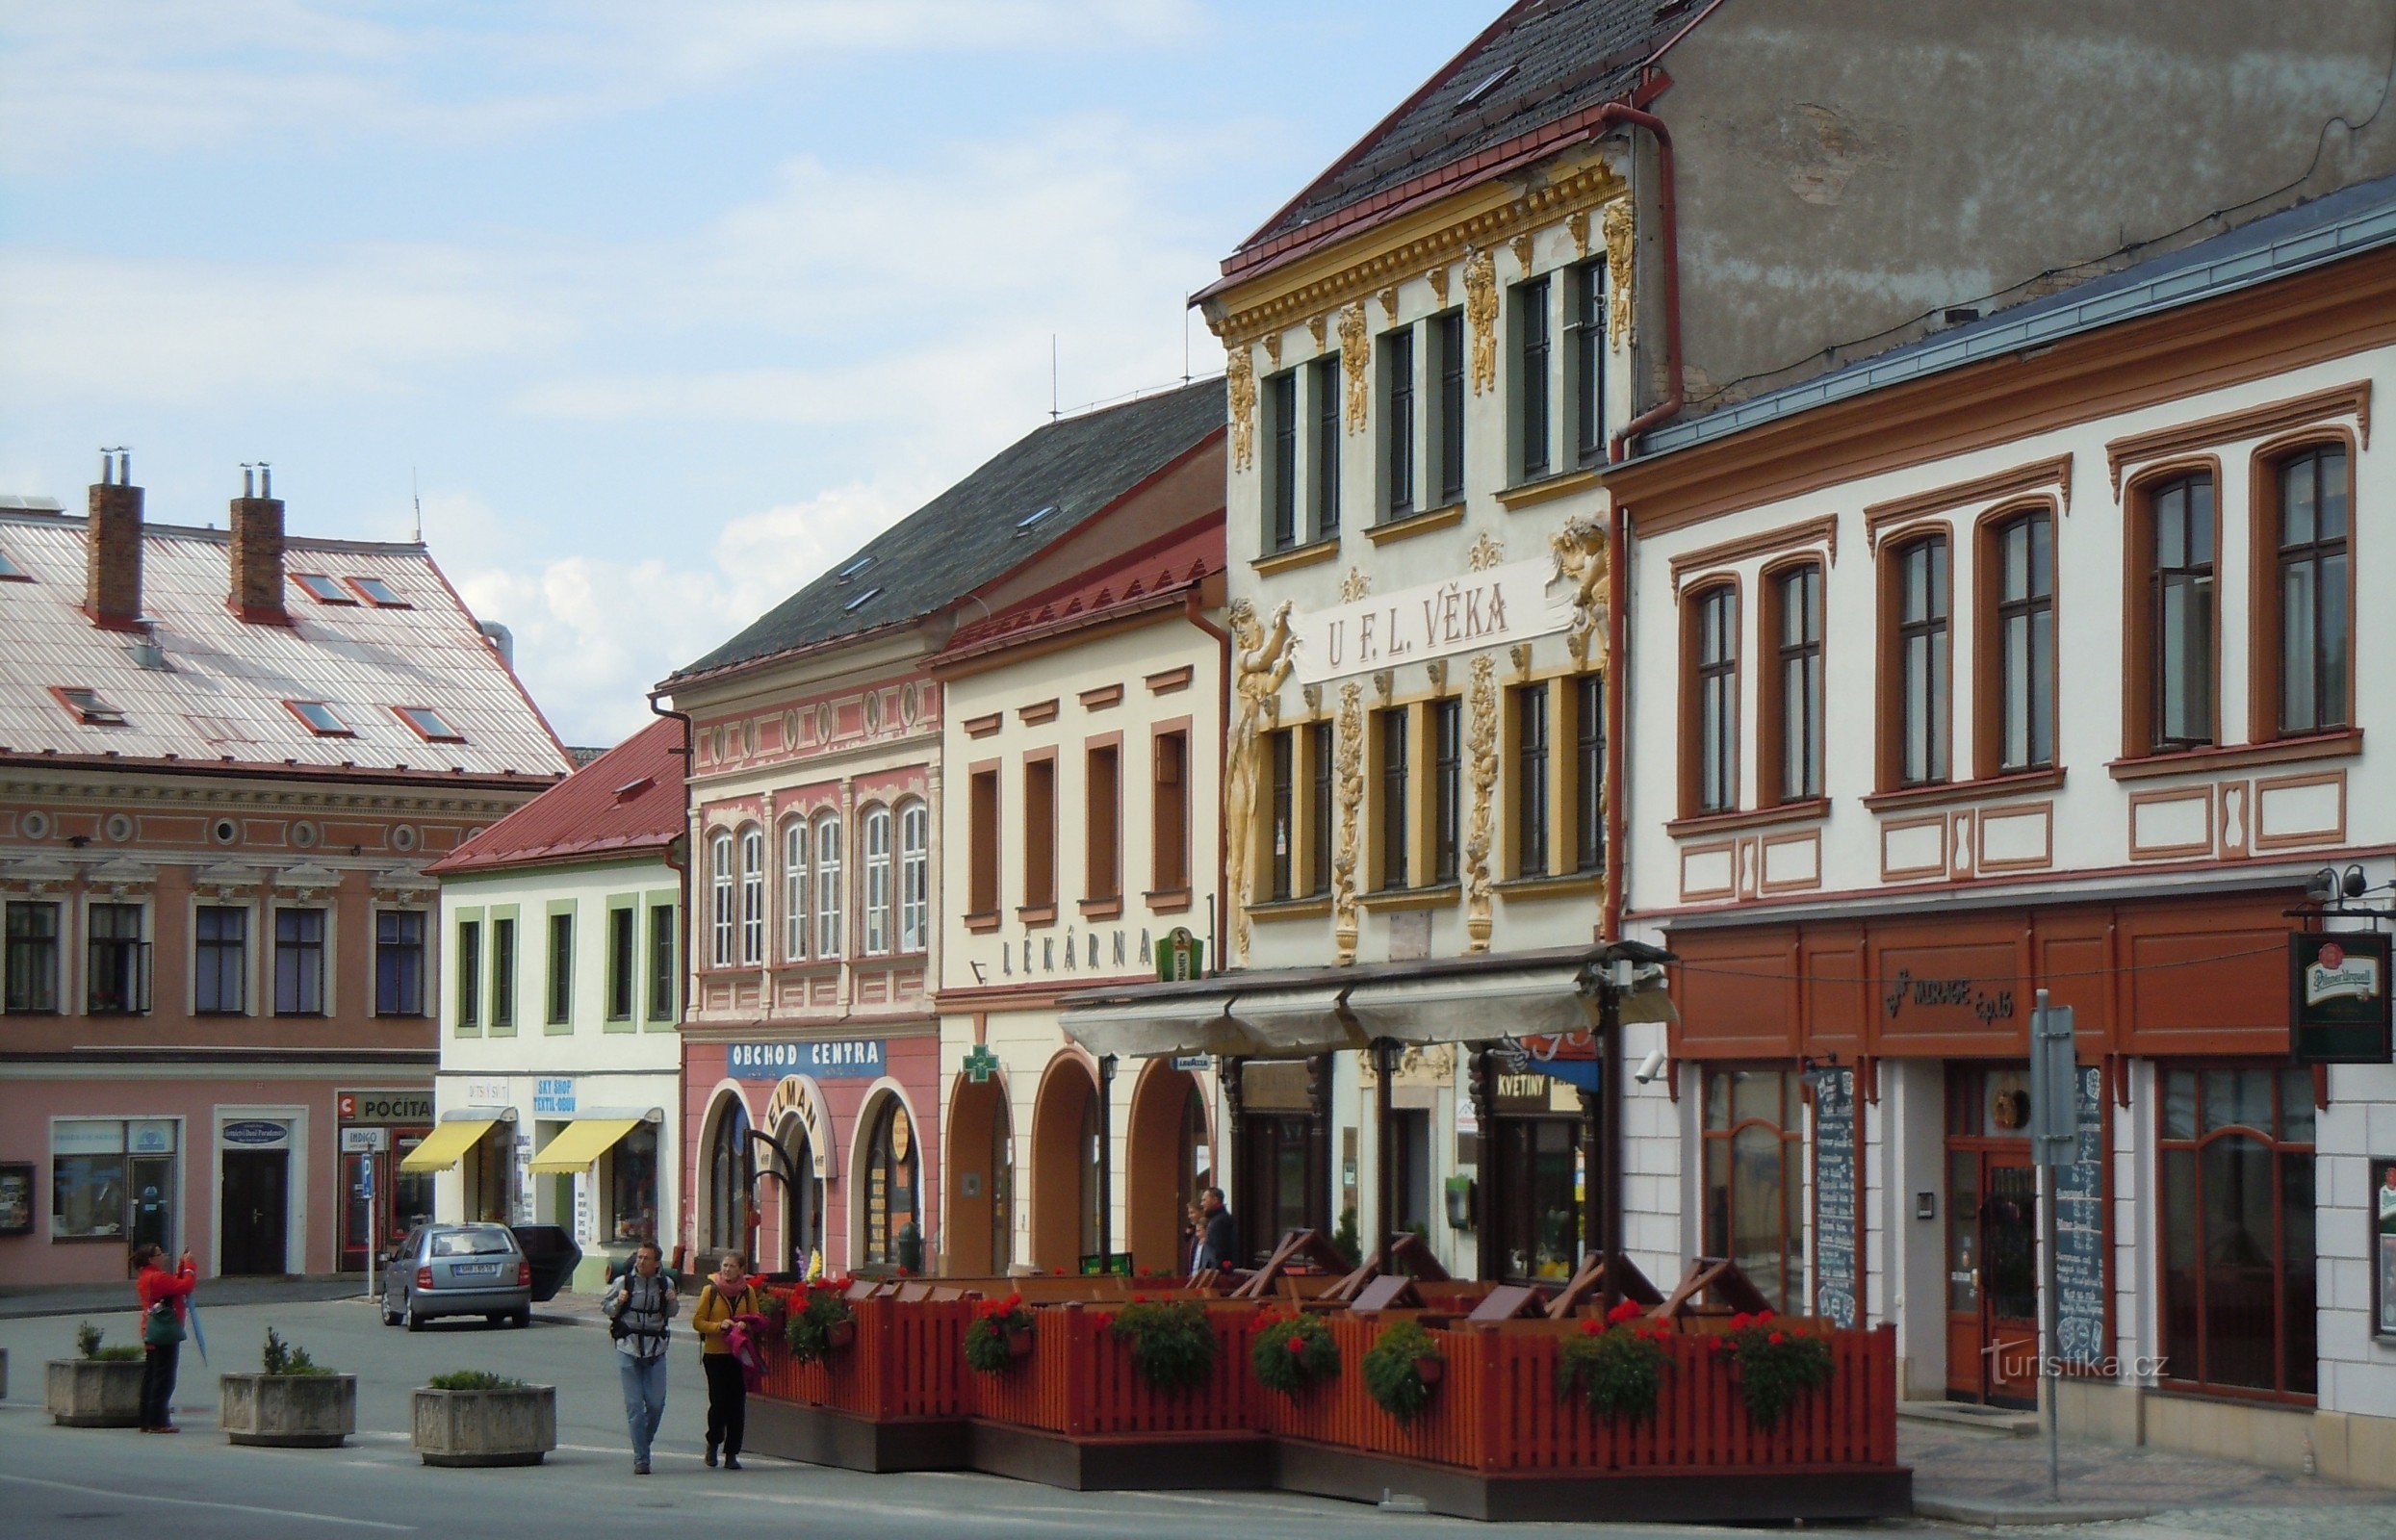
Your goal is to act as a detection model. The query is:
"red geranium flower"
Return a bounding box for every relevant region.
[1768,1330,1786,1346]
[1606,1298,1642,1324]
[1286,1337,1307,1355]
[1579,1319,1602,1336]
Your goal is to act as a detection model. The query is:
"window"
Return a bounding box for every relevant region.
[1513,275,1552,480]
[738,828,765,965]
[1381,326,1416,517]
[1513,684,1549,876]
[2148,473,2217,750]
[968,769,1000,917]
[1151,732,1189,894]
[1309,355,1341,540]
[814,815,843,957]
[273,908,325,1015]
[1268,730,1296,901]
[51,1118,177,1244]
[346,575,407,606]
[1894,536,1951,785]
[375,910,425,1016]
[1309,720,1335,895]
[490,914,516,1029]
[87,903,148,1014]
[1431,311,1466,504]
[1766,564,1823,802]
[859,1095,920,1269]
[646,903,676,1020]
[5,901,59,1013]
[285,700,351,736]
[782,821,810,961]
[546,910,573,1025]
[1267,371,1298,552]
[53,686,126,726]
[706,1098,754,1253]
[196,906,247,1015]
[708,832,734,968]
[1689,585,1738,814]
[291,572,354,604]
[1022,757,1057,912]
[899,801,928,951]
[0,545,28,580]
[1570,261,1606,466]
[1378,709,1410,889]
[1432,699,1462,885]
[863,805,892,955]
[453,916,479,1031]
[1702,1067,1803,1314]
[1991,511,2055,772]
[1084,745,1121,905]
[2159,1066,2316,1399]
[394,706,463,743]
[605,905,635,1020]
[2270,446,2350,736]
[1572,674,1605,872]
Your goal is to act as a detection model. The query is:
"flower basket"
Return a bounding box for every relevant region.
[1413,1354,1444,1385]
[1557,1299,1669,1421]
[1007,1326,1034,1358]
[1716,1311,1835,1429]
[1250,1312,1339,1397]
[1361,1320,1444,1424]
[828,1319,856,1349]
[1107,1298,1215,1395]
[786,1281,859,1367]
[964,1295,1037,1375]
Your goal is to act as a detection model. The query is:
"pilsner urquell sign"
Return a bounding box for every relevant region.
[2289,931,2392,1064]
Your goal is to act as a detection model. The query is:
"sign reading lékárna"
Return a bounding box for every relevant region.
[1292,559,1570,685]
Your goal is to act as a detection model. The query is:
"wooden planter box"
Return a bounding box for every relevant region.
[45,1358,144,1427]
[410,1385,557,1467]
[219,1373,357,1448]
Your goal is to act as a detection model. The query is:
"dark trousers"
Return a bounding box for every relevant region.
[139,1342,179,1428]
[703,1353,746,1456]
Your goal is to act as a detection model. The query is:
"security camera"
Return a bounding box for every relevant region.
[1632,1048,1668,1085]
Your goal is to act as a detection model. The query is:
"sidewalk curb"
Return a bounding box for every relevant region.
[1916,1494,2154,1526]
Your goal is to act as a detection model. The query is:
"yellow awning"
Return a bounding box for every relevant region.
[528,1118,641,1173]
[400,1118,500,1173]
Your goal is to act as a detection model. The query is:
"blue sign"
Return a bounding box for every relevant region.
[729,1040,887,1082]
[532,1077,576,1115]
[221,1119,289,1147]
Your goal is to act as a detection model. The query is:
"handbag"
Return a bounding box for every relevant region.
[142,1296,186,1348]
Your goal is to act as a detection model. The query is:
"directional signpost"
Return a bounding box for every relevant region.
[2027,990,2078,1504]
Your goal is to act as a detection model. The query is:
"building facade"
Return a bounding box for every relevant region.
[0,467,566,1282]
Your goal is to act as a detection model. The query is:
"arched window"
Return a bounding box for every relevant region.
[898,801,929,953]
[782,820,810,962]
[859,1094,919,1268]
[814,813,844,959]
[706,1096,753,1252]
[863,806,892,956]
[708,832,734,968]
[738,828,765,965]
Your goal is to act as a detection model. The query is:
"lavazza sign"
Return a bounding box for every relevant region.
[1292,559,1571,685]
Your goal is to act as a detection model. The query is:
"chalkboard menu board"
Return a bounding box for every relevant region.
[1812,1068,1860,1329]
[2051,1064,2108,1369]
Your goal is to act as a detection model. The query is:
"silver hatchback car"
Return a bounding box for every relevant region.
[382,1222,532,1330]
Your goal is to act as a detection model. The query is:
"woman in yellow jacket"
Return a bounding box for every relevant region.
[691,1251,763,1469]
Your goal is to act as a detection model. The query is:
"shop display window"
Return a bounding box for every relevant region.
[607,1124,659,1244]
[51,1118,176,1245]
[1702,1066,1802,1312]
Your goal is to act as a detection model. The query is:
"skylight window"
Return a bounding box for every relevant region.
[0,546,29,581]
[285,700,352,736]
[346,576,409,607]
[836,555,875,582]
[1014,504,1058,535]
[292,573,357,604]
[1456,63,1517,109]
[842,586,883,613]
[53,686,127,726]
[394,706,465,743]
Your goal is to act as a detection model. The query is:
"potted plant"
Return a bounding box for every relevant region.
[963,1294,1036,1373]
[219,1328,356,1448]
[1557,1299,1670,1421]
[785,1280,859,1366]
[45,1321,145,1427]
[1250,1311,1339,1397]
[1107,1298,1215,1394]
[1714,1310,1835,1429]
[1362,1320,1445,1423]
[410,1371,556,1467]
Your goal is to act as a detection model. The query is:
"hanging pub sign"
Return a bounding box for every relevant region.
[2289,931,2393,1064]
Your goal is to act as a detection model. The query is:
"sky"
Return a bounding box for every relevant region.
[0,1,1499,748]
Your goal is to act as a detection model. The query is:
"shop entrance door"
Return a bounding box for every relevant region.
[1945,1065,2041,1405]
[220,1150,289,1275]
[1490,1116,1582,1282]
[1238,1113,1315,1268]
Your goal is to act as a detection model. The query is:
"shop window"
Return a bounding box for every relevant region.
[51,1118,176,1249]
[374,909,426,1016]
[1492,1113,1580,1281]
[646,902,676,1021]
[860,1095,920,1269]
[898,801,929,951]
[5,900,60,1014]
[863,805,893,955]
[86,902,150,1015]
[2159,1065,2316,1399]
[1702,1066,1802,1314]
[453,916,479,1031]
[196,905,247,1016]
[272,907,325,1016]
[606,1123,659,1245]
[706,1098,753,1254]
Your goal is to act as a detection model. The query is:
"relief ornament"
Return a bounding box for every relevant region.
[1225,346,1257,474]
[1225,598,1297,963]
[1463,654,1499,952]
[1332,681,1366,965]
[1602,199,1636,346]
[1338,302,1371,433]
[1463,247,1500,397]
[1550,517,1609,666]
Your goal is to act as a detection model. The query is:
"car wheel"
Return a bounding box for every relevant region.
[484,1314,503,1327]
[406,1309,425,1332]
[512,1309,532,1329]
[381,1305,401,1327]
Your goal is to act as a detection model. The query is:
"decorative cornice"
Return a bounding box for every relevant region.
[2104,379,2370,491]
[1863,454,2074,551]
[1669,515,1842,593]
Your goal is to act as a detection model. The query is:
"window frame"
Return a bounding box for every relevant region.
[1083,742,1121,908]
[1975,503,2058,778]
[2252,436,2355,741]
[1512,682,1550,877]
[1307,719,1335,897]
[967,766,1001,922]
[4,899,60,1014]
[1568,259,1606,468]
[1268,728,1296,902]
[2123,463,2222,757]
[374,907,427,1017]
[1881,531,1953,789]
[393,705,465,743]
[862,804,893,956]
[1759,558,1824,807]
[1511,273,1553,482]
[1682,580,1741,817]
[283,699,352,737]
[708,831,734,968]
[898,800,929,952]
[782,819,811,962]
[271,906,327,1017]
[1379,323,1417,519]
[290,572,356,605]
[1430,309,1466,506]
[1570,673,1605,873]
[488,911,517,1031]
[195,903,249,1017]
[813,813,844,959]
[1308,353,1341,542]
[646,901,677,1022]
[737,827,765,966]
[605,902,636,1022]
[452,914,480,1032]
[1149,729,1190,899]
[1701,1065,1805,1315]
[1020,753,1057,918]
[1376,707,1410,890]
[85,901,150,1016]
[1431,698,1463,886]
[545,907,574,1027]
[1265,369,1299,552]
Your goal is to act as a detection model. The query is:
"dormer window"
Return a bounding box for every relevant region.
[0,546,30,581]
[292,573,356,604]
[285,700,352,736]
[394,706,464,742]
[842,586,882,613]
[346,576,408,607]
[613,775,655,800]
[53,686,127,726]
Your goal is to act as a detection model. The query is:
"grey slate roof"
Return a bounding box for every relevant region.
[1239,0,1671,256]
[666,379,1224,685]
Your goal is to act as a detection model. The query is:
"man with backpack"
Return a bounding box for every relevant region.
[601,1241,679,1475]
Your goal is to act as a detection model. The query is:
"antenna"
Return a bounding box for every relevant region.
[1050,334,1059,422]
[1184,311,1192,385]
[411,467,423,543]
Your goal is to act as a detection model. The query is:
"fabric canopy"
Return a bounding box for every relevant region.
[1344,965,1595,1043]
[1226,986,1362,1056]
[527,1117,642,1173]
[399,1117,499,1173]
[1059,994,1245,1060]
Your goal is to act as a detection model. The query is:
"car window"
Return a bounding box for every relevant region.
[429,1229,515,1257]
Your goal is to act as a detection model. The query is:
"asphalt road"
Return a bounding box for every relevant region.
[0,1295,1915,1539]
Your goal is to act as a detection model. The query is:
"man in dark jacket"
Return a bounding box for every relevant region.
[1196,1187,1238,1272]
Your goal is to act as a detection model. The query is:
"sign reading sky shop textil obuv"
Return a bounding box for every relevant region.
[729,1040,887,1081]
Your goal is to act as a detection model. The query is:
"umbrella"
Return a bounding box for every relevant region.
[185,1297,208,1365]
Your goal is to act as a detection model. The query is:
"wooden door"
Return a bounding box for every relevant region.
[220,1149,288,1275]
[1945,1146,2039,1404]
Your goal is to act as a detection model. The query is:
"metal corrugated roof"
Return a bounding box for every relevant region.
[0,509,572,780]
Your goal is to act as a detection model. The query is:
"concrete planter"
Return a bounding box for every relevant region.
[411,1385,557,1467]
[219,1373,357,1448]
[45,1358,145,1427]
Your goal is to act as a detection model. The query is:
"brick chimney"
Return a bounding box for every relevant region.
[85,449,144,632]
[229,462,289,625]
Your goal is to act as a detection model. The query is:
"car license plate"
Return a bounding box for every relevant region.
[452,1263,499,1277]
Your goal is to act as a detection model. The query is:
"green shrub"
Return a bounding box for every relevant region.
[261,1327,334,1376]
[785,1284,856,1367]
[75,1321,142,1362]
[1361,1320,1444,1424]
[425,1370,527,1391]
[1107,1299,1214,1395]
[1250,1312,1339,1396]
[1556,1304,1668,1420]
[1719,1312,1835,1428]
[1329,1206,1360,1269]
[963,1294,1034,1375]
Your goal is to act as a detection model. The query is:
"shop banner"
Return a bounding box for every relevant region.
[729,1040,886,1081]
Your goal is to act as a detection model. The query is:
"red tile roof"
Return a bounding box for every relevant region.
[428,715,684,875]
[938,520,1223,661]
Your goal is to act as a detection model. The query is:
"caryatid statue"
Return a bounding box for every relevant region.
[1224,597,1296,963]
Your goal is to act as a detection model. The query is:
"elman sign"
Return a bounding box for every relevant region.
[1291,559,1571,686]
[729,1040,887,1081]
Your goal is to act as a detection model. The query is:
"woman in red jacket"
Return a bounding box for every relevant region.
[133,1244,195,1432]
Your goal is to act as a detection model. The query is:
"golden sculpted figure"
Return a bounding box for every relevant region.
[1225,597,1296,962]
[1332,681,1364,965]
[1463,247,1499,396]
[1226,346,1257,473]
[1551,517,1609,666]
[1463,654,1499,951]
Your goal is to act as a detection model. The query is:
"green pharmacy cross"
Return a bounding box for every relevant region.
[963,1044,1000,1084]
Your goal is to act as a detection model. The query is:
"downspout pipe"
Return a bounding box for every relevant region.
[1599,100,1684,466]
[648,688,697,1274]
